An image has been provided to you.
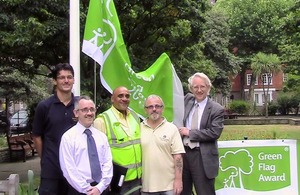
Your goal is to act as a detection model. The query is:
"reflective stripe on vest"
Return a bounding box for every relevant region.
[100,110,142,181]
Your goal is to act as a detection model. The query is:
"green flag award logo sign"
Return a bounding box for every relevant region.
[82,0,184,124]
[216,140,298,194]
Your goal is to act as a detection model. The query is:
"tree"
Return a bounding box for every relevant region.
[0,0,71,74]
[1,0,238,110]
[251,52,281,117]
[278,0,300,75]
[114,0,217,93]
[278,0,300,108]
[216,0,295,100]
[202,8,241,96]
[1,0,71,113]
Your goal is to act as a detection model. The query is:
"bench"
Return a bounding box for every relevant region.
[224,110,238,119]
[6,132,36,162]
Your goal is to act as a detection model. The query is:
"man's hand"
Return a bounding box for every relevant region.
[173,179,183,195]
[87,186,101,195]
[179,127,189,136]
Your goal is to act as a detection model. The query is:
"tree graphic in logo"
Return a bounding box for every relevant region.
[219,149,254,189]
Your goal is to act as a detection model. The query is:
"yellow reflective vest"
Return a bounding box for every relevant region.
[99,109,142,181]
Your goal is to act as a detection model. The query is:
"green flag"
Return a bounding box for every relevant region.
[82,0,183,125]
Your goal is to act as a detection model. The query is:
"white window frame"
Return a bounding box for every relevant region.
[244,88,275,106]
[262,94,271,103]
[262,73,273,85]
[255,94,259,104]
[246,74,258,85]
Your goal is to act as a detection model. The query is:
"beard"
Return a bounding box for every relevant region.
[149,112,160,121]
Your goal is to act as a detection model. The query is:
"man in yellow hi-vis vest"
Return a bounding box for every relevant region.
[94,86,142,195]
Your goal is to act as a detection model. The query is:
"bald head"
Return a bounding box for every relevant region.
[111,86,130,113]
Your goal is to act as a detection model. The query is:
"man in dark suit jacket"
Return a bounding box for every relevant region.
[179,72,224,195]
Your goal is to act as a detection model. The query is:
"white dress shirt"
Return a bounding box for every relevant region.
[186,97,208,130]
[184,97,208,148]
[59,122,113,194]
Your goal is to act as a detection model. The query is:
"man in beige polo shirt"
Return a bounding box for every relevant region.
[140,95,185,195]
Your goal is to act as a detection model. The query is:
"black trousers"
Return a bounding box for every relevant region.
[67,181,110,195]
[38,178,69,195]
[182,146,216,195]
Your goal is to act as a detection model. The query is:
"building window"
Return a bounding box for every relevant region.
[246,74,251,85]
[255,94,259,104]
[262,94,271,103]
[262,73,273,85]
[247,74,258,85]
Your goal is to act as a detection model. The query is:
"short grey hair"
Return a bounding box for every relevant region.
[188,72,212,93]
[144,94,164,107]
[74,95,93,110]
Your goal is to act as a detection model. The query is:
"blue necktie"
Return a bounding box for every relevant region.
[84,129,102,183]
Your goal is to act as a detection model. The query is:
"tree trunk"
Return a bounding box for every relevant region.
[248,74,256,115]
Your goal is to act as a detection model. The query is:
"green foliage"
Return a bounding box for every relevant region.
[277,93,290,115]
[1,0,298,107]
[276,92,300,115]
[1,0,234,106]
[19,170,39,195]
[250,52,281,117]
[1,0,68,110]
[215,0,296,102]
[0,134,7,148]
[220,125,300,141]
[1,0,70,74]
[228,100,250,114]
[283,74,300,93]
[203,8,241,95]
[278,1,300,75]
[281,74,300,115]
[216,0,293,55]
[268,101,279,116]
[251,52,281,76]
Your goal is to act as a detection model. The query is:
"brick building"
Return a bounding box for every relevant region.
[230,70,286,107]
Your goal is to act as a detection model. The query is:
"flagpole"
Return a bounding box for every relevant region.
[70,0,80,96]
[94,61,97,105]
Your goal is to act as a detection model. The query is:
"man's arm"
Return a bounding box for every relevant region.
[95,137,113,194]
[173,153,183,195]
[188,102,224,142]
[32,135,43,158]
[93,117,107,134]
[59,134,91,193]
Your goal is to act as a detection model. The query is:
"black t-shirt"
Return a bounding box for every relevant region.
[32,94,77,179]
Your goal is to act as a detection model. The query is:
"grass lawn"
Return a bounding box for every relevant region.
[220,124,300,141]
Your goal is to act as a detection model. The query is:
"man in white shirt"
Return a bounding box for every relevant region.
[179,72,224,195]
[59,96,113,195]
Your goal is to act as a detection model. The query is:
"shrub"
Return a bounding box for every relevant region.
[277,93,290,115]
[276,92,299,115]
[228,100,250,114]
[0,134,7,148]
[268,101,279,116]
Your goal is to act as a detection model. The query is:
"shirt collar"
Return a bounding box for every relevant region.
[53,92,75,106]
[142,117,166,129]
[194,97,208,108]
[111,106,130,118]
[76,122,93,134]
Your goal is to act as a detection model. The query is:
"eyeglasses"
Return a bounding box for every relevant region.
[192,85,207,91]
[77,107,96,113]
[145,105,164,109]
[57,75,74,80]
